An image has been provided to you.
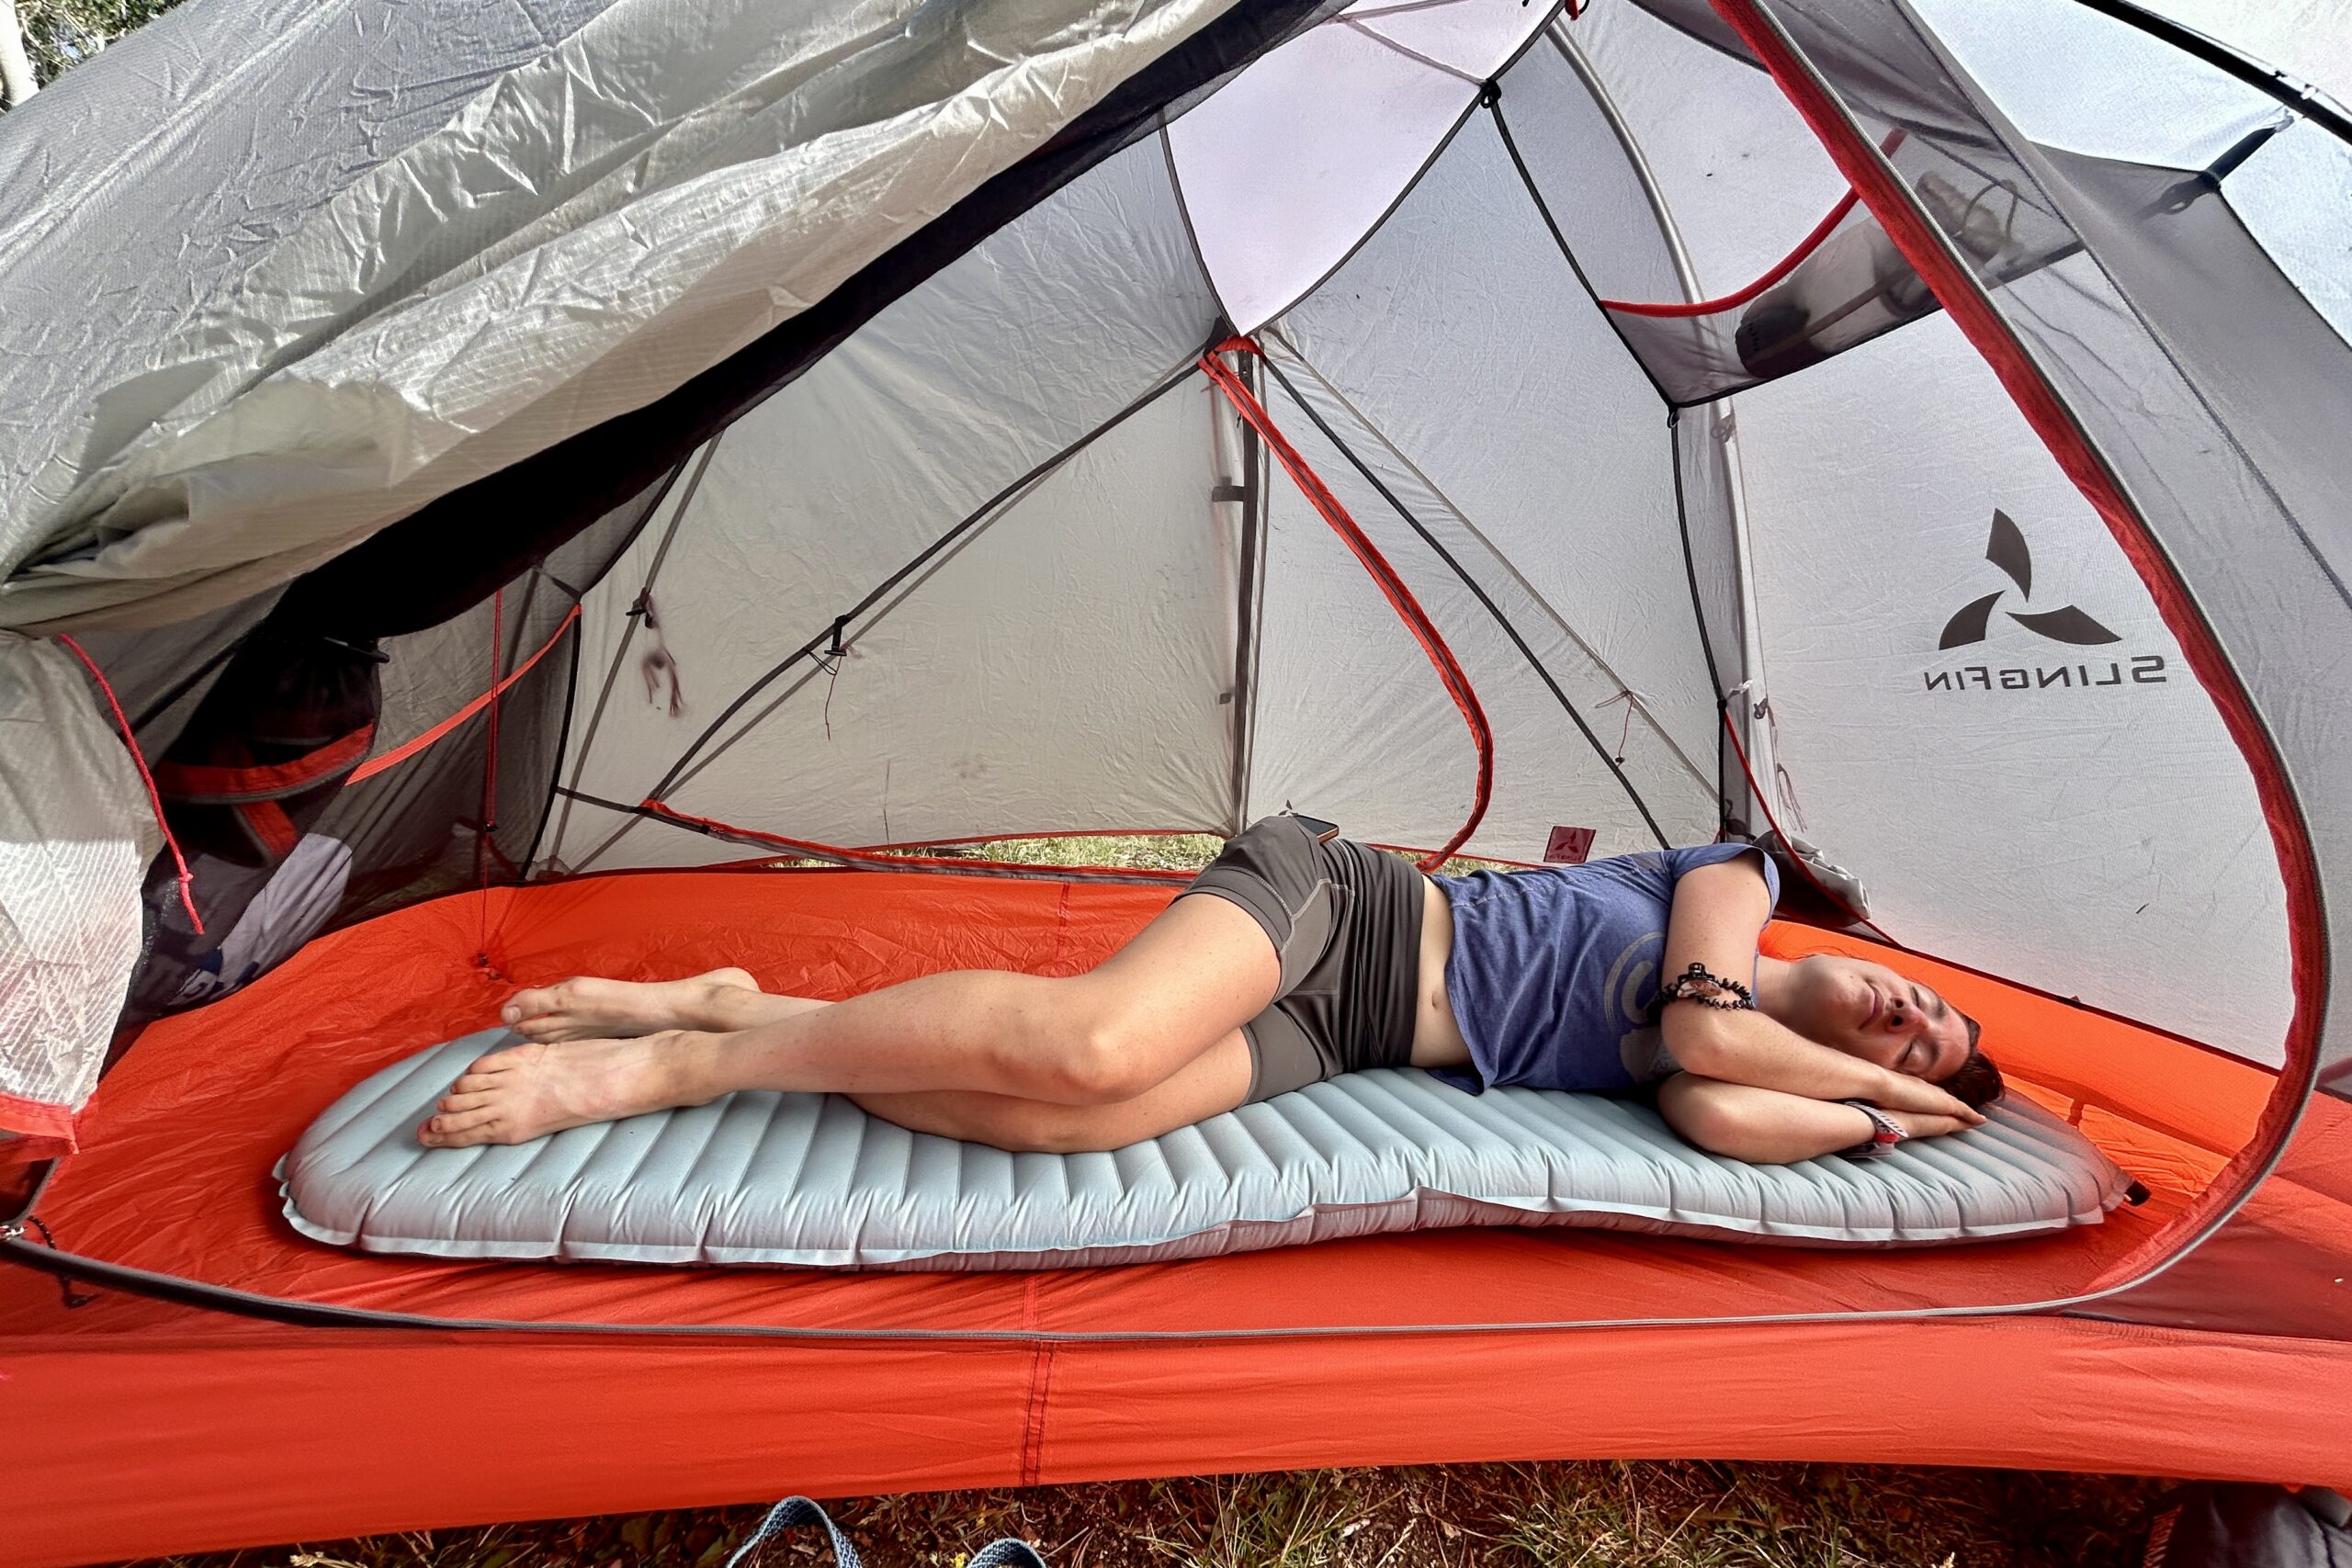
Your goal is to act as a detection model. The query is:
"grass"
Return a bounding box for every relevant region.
[901,834,1231,872]
[863,832,1510,878]
[136,1462,2169,1568]
[143,835,2169,1568]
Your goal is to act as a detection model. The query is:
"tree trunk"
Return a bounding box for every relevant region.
[0,0,38,107]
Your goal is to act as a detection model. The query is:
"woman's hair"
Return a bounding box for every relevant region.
[1943,1012,2005,1107]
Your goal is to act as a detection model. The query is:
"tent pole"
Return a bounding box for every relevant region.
[1551,20,1777,835]
[2060,0,2352,144]
[1713,411,1778,838]
[1227,350,1266,834]
[1547,23,1703,297]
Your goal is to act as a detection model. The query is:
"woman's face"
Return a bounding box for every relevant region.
[1784,953,1973,1080]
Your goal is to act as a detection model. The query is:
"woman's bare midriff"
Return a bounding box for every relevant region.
[1408,874,1473,1070]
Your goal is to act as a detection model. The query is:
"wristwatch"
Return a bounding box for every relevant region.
[1838,1100,1906,1159]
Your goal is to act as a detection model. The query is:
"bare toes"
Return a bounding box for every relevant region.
[418,1108,501,1144]
[435,1090,493,1114]
[501,985,568,1026]
[464,1045,535,1077]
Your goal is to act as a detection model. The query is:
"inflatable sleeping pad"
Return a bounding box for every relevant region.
[278,1030,2135,1269]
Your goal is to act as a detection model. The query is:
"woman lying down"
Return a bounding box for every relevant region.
[416,817,2002,1161]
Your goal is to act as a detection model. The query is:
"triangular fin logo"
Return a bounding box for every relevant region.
[1938,510,2119,649]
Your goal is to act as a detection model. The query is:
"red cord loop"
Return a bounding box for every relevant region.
[1200,340,1493,870]
[347,604,581,786]
[56,634,204,936]
[1598,130,1907,319]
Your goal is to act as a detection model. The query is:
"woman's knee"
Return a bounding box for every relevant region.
[1027,1010,1169,1105]
[982,975,1181,1104]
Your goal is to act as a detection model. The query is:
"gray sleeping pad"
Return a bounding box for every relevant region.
[278,1030,2134,1269]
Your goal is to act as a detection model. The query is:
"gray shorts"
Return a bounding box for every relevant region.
[1180,816,1425,1101]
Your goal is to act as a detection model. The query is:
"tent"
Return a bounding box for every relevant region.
[3,0,2349,1558]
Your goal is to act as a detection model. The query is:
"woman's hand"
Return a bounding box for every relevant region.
[1869,1070,1986,1124]
[1885,1107,1976,1141]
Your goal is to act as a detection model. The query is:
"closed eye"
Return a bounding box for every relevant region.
[1911,985,1952,1075]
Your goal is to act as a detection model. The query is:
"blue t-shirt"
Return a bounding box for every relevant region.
[1432,844,1781,1094]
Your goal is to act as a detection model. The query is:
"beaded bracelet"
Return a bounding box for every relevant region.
[1656,961,1756,1011]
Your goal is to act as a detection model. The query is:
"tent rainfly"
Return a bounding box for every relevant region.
[2,0,2349,1560]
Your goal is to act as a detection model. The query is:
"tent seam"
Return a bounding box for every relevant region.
[1220,1,1566,336]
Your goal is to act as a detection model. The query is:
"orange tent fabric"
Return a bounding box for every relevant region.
[5,869,2346,1566]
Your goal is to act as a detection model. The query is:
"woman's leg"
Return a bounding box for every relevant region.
[488,971,1254,1153]
[417,891,1279,1147]
[848,1029,1254,1153]
[492,968,770,1042]
[497,970,826,1042]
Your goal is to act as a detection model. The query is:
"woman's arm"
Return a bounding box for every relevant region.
[1657,856,1981,1122]
[1657,1075,1975,1165]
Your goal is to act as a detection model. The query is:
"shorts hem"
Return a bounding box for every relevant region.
[1177,881,1290,957]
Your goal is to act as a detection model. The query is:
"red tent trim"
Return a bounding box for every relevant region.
[1704,0,2329,1313]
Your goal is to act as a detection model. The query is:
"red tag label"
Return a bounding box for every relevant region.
[1543,826,1595,864]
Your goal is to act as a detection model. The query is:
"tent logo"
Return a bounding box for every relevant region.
[1937,509,2120,650]
[1919,509,2166,694]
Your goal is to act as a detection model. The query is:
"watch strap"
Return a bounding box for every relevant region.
[1838,1099,1906,1159]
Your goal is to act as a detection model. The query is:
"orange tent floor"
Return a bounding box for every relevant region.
[5,869,2346,1566]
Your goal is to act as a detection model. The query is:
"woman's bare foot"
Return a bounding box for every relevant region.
[417,1032,717,1147]
[500,968,758,1042]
